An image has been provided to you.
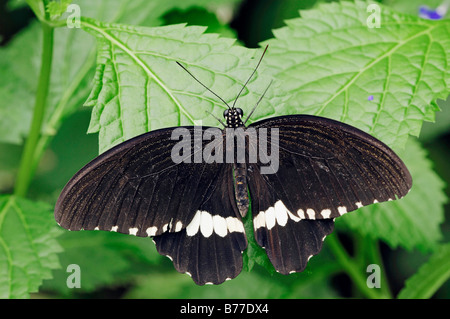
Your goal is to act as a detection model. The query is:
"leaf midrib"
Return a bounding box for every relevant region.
[314,25,439,117]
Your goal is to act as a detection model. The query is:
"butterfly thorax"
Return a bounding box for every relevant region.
[224,107,249,217]
[224,108,244,128]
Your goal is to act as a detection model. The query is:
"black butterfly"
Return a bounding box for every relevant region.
[55,48,412,285]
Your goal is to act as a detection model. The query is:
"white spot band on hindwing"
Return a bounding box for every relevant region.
[253,200,351,230]
[186,210,244,237]
[254,200,303,231]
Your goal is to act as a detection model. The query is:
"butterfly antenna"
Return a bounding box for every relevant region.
[232,44,269,109]
[244,80,273,125]
[176,61,232,109]
[205,110,226,128]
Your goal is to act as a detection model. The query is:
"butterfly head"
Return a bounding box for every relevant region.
[224,108,244,128]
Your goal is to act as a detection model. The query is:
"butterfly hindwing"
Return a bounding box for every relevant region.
[154,164,247,285]
[247,164,335,274]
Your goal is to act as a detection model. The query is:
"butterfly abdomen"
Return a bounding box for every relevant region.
[233,162,249,217]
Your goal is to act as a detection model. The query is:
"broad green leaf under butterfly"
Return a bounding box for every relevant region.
[81,19,286,153]
[0,195,62,298]
[337,138,446,252]
[263,0,450,150]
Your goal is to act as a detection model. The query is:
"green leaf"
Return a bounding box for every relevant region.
[0,0,238,146]
[81,19,285,152]
[0,195,62,298]
[397,244,450,299]
[125,269,286,299]
[42,231,161,294]
[337,138,447,252]
[46,0,72,18]
[263,0,450,150]
[0,22,41,145]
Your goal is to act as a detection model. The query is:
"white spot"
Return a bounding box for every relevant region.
[265,207,276,230]
[213,215,227,237]
[94,226,99,230]
[205,282,214,285]
[226,217,244,233]
[289,270,297,274]
[129,227,138,236]
[175,221,183,232]
[274,201,288,227]
[186,211,201,236]
[162,223,169,232]
[253,212,265,230]
[356,202,363,208]
[111,226,118,232]
[307,255,313,262]
[166,255,173,261]
[254,201,304,230]
[320,209,332,218]
[185,272,192,277]
[297,209,305,219]
[146,226,157,236]
[337,206,347,215]
[388,198,393,201]
[287,210,301,222]
[373,199,379,204]
[306,209,316,219]
[200,211,213,237]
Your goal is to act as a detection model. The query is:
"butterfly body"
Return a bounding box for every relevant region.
[223,107,249,217]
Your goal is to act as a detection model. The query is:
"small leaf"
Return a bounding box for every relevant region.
[46,0,72,18]
[338,138,447,252]
[397,244,450,299]
[0,195,62,298]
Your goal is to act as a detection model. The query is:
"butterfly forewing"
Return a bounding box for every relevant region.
[248,115,412,220]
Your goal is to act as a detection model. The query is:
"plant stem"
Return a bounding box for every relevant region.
[327,233,386,299]
[14,23,54,197]
[365,237,393,298]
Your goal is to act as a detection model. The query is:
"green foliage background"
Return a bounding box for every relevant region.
[0,0,449,299]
